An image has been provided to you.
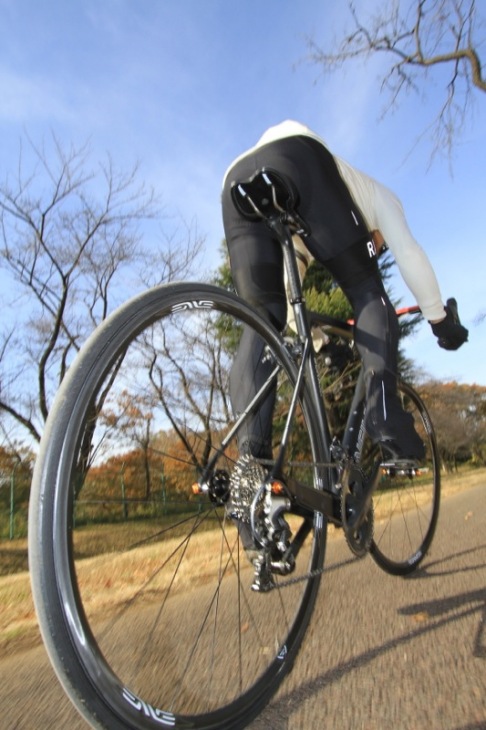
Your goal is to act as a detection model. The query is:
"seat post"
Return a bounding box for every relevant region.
[266,217,311,342]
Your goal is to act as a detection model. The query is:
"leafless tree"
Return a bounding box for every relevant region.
[305,0,485,160]
[145,314,233,472]
[0,135,204,446]
[418,379,486,469]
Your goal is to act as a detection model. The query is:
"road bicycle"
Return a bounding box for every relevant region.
[29,169,443,729]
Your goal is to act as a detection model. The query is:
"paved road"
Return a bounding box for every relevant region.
[1,484,484,729]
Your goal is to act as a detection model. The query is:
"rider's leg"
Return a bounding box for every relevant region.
[222,160,288,558]
[228,320,282,459]
[222,185,287,459]
[221,136,371,459]
[222,135,424,460]
[324,242,425,460]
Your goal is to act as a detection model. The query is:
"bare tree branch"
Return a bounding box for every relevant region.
[0,134,203,446]
[304,0,485,160]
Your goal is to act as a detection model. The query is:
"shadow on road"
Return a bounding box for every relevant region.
[398,586,486,658]
[406,543,486,580]
[250,542,486,729]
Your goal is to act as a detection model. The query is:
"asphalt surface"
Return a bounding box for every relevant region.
[1,483,484,729]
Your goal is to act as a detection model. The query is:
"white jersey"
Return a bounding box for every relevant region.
[227,120,445,322]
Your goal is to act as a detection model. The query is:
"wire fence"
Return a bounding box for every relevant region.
[0,465,31,540]
[0,464,204,541]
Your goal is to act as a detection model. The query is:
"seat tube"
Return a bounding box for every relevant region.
[267,218,311,337]
[267,217,333,461]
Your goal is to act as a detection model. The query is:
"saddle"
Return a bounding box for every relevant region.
[231,168,310,236]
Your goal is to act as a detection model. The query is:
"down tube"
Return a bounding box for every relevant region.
[302,343,334,491]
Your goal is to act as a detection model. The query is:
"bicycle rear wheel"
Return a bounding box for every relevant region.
[369,381,440,576]
[29,282,326,730]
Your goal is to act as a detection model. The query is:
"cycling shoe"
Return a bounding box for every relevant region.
[365,373,425,461]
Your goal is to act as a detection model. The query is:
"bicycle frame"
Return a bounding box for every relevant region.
[229,212,422,530]
[240,215,362,525]
[27,170,440,730]
[228,167,426,545]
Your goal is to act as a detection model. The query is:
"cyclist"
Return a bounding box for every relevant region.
[222,120,468,462]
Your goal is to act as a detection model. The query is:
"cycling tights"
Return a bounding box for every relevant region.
[227,239,399,459]
[222,134,399,458]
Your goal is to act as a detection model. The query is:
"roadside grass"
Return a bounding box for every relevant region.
[1,466,484,656]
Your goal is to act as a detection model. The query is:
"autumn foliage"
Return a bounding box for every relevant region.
[417,380,486,470]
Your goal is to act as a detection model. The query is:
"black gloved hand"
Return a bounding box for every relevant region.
[431,298,468,351]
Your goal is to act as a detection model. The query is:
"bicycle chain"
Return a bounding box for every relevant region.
[266,564,327,591]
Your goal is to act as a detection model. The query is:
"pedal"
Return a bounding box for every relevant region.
[380,460,423,477]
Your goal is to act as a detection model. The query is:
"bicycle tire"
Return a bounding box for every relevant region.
[369,381,441,576]
[29,282,327,730]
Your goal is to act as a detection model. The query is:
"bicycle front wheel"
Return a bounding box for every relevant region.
[369,381,441,576]
[29,282,327,730]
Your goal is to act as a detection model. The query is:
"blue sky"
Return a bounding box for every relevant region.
[1,0,485,385]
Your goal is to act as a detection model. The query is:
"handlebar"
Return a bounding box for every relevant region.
[395,305,421,318]
[445,297,460,324]
[346,304,422,328]
[309,297,462,340]
[379,298,462,325]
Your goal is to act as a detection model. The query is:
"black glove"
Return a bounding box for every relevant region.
[431,298,468,351]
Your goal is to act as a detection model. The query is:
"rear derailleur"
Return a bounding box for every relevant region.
[249,488,296,593]
[195,456,296,591]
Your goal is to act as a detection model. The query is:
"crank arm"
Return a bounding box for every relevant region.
[286,478,338,521]
[347,462,381,530]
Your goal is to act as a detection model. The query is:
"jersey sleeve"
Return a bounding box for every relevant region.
[372,181,445,322]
